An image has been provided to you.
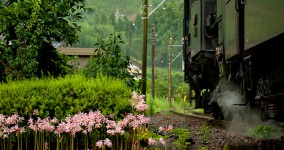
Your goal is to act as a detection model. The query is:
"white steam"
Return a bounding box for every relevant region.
[210,79,263,135]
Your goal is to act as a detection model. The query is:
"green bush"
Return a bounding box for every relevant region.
[247,125,281,139]
[83,32,138,91]
[146,67,189,98]
[172,128,191,149]
[0,74,133,120]
[199,124,211,144]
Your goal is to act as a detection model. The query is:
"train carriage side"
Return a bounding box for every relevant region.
[242,0,284,121]
[183,0,219,110]
[213,0,284,121]
[183,0,284,121]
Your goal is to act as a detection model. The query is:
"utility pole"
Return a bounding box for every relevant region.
[151,23,155,100]
[141,0,166,99]
[168,34,172,107]
[142,0,148,98]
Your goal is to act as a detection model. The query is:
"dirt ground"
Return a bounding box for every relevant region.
[148,111,260,150]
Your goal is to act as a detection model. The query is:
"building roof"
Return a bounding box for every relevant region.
[130,59,142,68]
[58,48,96,56]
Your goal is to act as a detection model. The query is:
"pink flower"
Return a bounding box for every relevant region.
[138,95,146,101]
[135,101,148,112]
[159,124,173,132]
[108,114,114,119]
[6,114,23,125]
[96,138,113,148]
[44,141,48,149]
[131,91,139,101]
[0,114,5,125]
[131,92,148,112]
[130,120,140,130]
[54,122,65,134]
[105,138,112,148]
[117,120,127,128]
[51,118,58,123]
[106,129,115,135]
[33,109,39,116]
[137,114,150,124]
[28,118,37,131]
[119,130,125,135]
[96,140,104,148]
[148,137,157,145]
[159,137,166,146]
[3,134,8,139]
[11,124,25,135]
[158,126,165,132]
[125,113,135,121]
[167,124,173,132]
[82,130,87,135]
[106,120,116,129]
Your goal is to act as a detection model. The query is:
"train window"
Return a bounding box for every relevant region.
[188,34,191,46]
[193,14,198,26]
[194,27,198,37]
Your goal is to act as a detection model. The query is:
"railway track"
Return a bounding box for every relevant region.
[169,110,284,150]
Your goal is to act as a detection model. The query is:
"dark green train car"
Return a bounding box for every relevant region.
[183,0,284,122]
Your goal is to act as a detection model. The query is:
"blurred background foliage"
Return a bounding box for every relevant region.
[72,0,184,70]
[0,0,188,102]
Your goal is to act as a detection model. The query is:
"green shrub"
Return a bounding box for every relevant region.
[0,74,133,120]
[146,67,189,99]
[199,124,211,144]
[83,32,138,91]
[247,125,281,139]
[172,128,191,149]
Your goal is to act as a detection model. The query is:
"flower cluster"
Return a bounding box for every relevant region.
[148,137,167,147]
[131,91,148,112]
[0,91,155,149]
[0,114,25,138]
[147,124,173,148]
[158,124,174,133]
[28,117,58,133]
[96,138,112,148]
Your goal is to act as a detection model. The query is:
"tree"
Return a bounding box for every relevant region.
[83,32,138,91]
[0,0,86,81]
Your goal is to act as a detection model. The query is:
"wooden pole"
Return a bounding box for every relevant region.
[151,23,155,100]
[142,0,148,99]
[168,34,172,107]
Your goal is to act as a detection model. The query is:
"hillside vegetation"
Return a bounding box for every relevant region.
[73,0,184,70]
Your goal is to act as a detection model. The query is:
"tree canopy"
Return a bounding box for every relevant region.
[83,32,138,91]
[72,0,184,70]
[0,0,86,81]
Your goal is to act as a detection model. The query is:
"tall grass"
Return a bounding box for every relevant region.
[145,94,205,116]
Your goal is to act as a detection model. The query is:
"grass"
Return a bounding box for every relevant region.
[145,94,205,116]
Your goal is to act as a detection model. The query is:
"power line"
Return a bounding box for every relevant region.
[171,50,182,63]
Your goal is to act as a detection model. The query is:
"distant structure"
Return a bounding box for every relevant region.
[115,8,120,22]
[57,47,142,79]
[129,60,142,80]
[58,48,95,68]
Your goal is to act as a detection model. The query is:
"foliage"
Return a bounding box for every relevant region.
[83,32,139,91]
[0,74,133,120]
[146,96,169,115]
[72,0,184,69]
[199,124,211,144]
[147,67,189,98]
[172,128,191,149]
[145,93,201,116]
[0,92,151,150]
[198,146,208,150]
[247,125,281,139]
[148,0,184,69]
[0,0,86,81]
[136,127,163,149]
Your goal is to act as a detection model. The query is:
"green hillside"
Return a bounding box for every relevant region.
[73,0,184,69]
